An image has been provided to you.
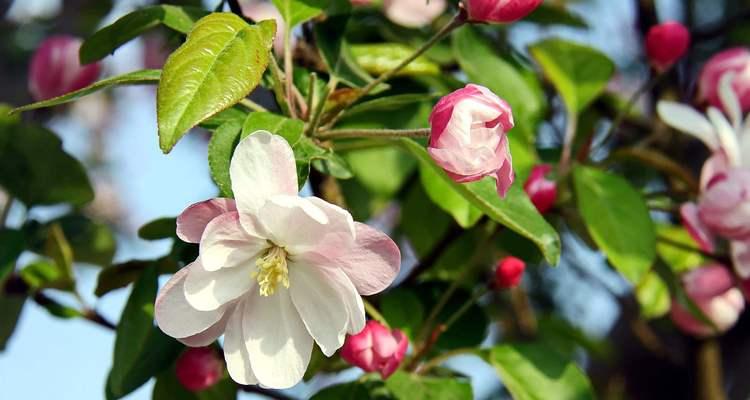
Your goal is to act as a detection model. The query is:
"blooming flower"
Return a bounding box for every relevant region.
[428,84,515,197]
[155,132,401,389]
[341,320,408,379]
[494,256,526,289]
[659,73,750,276]
[669,264,745,337]
[175,347,224,392]
[698,47,750,113]
[645,21,690,72]
[383,0,446,28]
[523,164,557,214]
[465,0,543,24]
[28,35,101,101]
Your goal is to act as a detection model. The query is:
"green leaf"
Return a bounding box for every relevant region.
[345,94,439,117]
[573,166,656,284]
[525,4,588,27]
[138,217,177,241]
[19,260,71,290]
[313,10,372,88]
[453,26,545,131]
[50,215,116,267]
[350,43,441,77]
[484,343,595,400]
[11,70,161,114]
[294,137,353,186]
[157,14,276,152]
[0,229,25,282]
[199,107,247,130]
[208,120,244,197]
[656,224,705,273]
[529,38,615,114]
[311,378,390,399]
[153,363,237,400]
[380,289,424,340]
[0,293,25,351]
[241,112,304,145]
[95,258,177,297]
[635,271,670,319]
[386,371,472,400]
[0,122,94,207]
[399,139,560,265]
[106,265,183,399]
[36,297,84,319]
[80,5,209,64]
[270,0,326,27]
[418,163,483,229]
[344,146,416,197]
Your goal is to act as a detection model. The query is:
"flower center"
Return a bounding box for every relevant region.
[253,245,289,296]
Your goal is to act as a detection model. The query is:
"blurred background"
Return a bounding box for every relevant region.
[1,0,750,399]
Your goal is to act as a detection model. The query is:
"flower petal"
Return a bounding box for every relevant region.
[223,298,259,385]
[230,131,298,214]
[707,107,740,166]
[289,265,349,356]
[680,203,716,253]
[200,211,266,272]
[718,72,742,129]
[732,240,750,279]
[242,288,313,389]
[176,198,237,243]
[322,223,401,296]
[178,310,231,347]
[657,101,719,150]
[155,261,229,339]
[184,258,254,311]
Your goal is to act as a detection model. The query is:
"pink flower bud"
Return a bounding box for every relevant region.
[428,84,515,197]
[466,0,543,24]
[697,169,750,241]
[383,0,446,28]
[645,21,690,71]
[494,256,525,289]
[341,320,408,379]
[670,264,745,337]
[523,164,557,214]
[698,47,750,113]
[28,35,101,101]
[175,347,223,392]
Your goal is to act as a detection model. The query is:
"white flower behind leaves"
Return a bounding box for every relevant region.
[154,132,401,389]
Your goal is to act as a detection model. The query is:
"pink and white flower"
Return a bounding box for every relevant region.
[465,0,544,24]
[698,47,750,113]
[428,84,515,197]
[340,320,408,379]
[155,132,401,389]
[383,0,447,28]
[28,35,101,101]
[670,264,745,337]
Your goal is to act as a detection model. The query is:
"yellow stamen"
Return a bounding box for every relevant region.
[253,246,289,296]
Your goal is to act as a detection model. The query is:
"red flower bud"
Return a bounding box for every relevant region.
[645,21,690,72]
[341,320,408,379]
[466,0,543,24]
[175,347,223,392]
[28,35,101,101]
[495,256,526,289]
[523,164,557,214]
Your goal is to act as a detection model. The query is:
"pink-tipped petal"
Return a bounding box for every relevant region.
[177,198,237,243]
[223,299,259,385]
[199,211,266,272]
[680,203,716,253]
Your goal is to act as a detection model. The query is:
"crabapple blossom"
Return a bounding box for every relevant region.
[670,264,745,337]
[698,47,750,113]
[465,0,543,24]
[155,132,401,389]
[340,320,408,379]
[645,21,690,71]
[523,164,557,214]
[28,35,101,101]
[428,84,515,197]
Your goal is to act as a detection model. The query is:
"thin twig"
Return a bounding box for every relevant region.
[239,98,268,113]
[417,347,476,375]
[304,73,317,121]
[363,300,389,327]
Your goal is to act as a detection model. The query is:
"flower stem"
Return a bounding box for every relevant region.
[417,347,476,375]
[363,299,389,327]
[239,98,268,113]
[323,12,466,129]
[315,128,430,140]
[696,338,726,400]
[558,107,578,176]
[305,72,317,121]
[283,28,296,119]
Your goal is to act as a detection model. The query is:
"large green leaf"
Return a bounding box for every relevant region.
[418,163,483,229]
[11,70,161,114]
[573,166,656,284]
[453,26,545,131]
[106,265,183,399]
[525,4,588,27]
[351,43,440,77]
[270,0,326,27]
[241,112,304,145]
[28,215,117,267]
[484,343,595,400]
[655,224,705,273]
[399,139,560,265]
[0,121,93,207]
[80,5,208,63]
[208,120,244,197]
[380,288,424,340]
[386,371,472,400]
[157,14,276,152]
[529,38,615,114]
[344,146,416,198]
